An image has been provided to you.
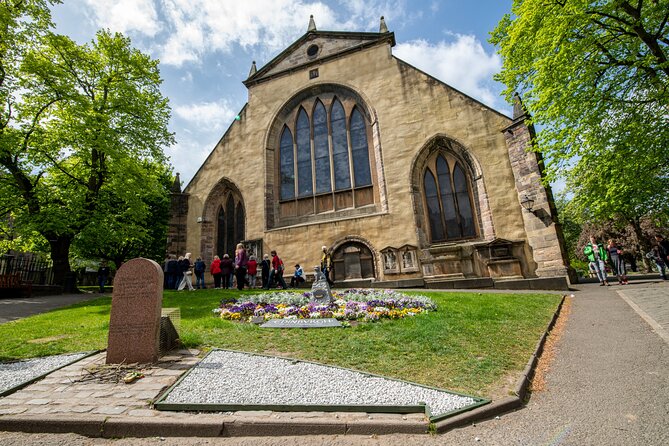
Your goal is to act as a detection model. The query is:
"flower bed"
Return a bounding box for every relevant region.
[212,289,437,323]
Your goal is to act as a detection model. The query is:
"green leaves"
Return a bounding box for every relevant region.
[492,0,669,223]
[1,5,174,283]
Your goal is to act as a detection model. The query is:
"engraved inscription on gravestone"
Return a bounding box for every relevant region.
[310,266,333,304]
[106,258,163,364]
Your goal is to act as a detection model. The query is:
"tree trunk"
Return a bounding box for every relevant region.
[629,218,653,272]
[48,236,74,288]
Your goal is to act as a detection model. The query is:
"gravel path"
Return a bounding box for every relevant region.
[163,350,477,418]
[0,352,89,395]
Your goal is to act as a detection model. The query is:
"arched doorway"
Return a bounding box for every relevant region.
[200,178,245,262]
[331,241,375,281]
[216,194,245,259]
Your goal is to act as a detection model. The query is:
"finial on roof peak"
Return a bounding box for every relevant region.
[171,173,181,193]
[248,60,257,77]
[379,16,388,33]
[308,15,317,32]
[512,92,528,120]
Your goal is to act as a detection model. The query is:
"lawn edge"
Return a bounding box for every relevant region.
[434,294,566,433]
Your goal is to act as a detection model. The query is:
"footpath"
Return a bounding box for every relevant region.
[0,280,668,445]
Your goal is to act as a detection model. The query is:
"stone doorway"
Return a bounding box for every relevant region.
[332,241,375,281]
[217,194,245,259]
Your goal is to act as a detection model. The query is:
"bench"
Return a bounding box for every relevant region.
[0,273,32,298]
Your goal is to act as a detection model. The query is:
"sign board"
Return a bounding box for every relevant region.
[260,318,342,328]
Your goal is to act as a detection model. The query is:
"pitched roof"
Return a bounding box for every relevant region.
[243,29,395,87]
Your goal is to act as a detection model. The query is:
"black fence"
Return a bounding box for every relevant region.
[0,254,54,285]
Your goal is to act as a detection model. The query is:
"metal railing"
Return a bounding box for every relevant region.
[0,254,54,285]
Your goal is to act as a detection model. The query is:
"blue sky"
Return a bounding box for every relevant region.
[51,1,513,188]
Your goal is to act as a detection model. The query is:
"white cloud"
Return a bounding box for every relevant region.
[394,35,503,108]
[168,100,240,186]
[173,100,238,132]
[83,0,161,37]
[157,0,342,66]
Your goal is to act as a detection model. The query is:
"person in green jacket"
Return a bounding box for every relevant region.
[584,236,609,286]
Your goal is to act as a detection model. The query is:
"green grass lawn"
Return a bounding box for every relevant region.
[0,289,561,396]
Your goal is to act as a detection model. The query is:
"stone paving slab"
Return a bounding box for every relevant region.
[618,282,669,344]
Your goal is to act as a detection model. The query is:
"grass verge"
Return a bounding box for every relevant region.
[0,289,561,396]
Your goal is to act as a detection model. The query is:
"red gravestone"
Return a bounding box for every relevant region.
[106,258,163,364]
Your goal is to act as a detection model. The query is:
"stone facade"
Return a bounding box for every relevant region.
[169,20,572,287]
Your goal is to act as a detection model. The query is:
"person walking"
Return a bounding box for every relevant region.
[194,256,206,289]
[210,255,222,289]
[234,243,248,291]
[247,256,258,288]
[290,264,305,288]
[220,254,233,289]
[265,250,287,290]
[655,234,669,264]
[584,236,609,286]
[260,254,271,289]
[177,253,195,291]
[646,245,668,280]
[607,239,628,285]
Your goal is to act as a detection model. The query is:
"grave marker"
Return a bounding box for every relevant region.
[106,258,163,364]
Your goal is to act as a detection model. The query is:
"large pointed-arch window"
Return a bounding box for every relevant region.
[331,99,351,190]
[350,108,371,187]
[279,127,295,200]
[313,100,331,194]
[423,153,477,242]
[296,108,312,197]
[274,92,377,224]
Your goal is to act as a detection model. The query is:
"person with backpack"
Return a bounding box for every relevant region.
[584,236,609,286]
[193,256,206,289]
[260,254,271,289]
[265,250,287,290]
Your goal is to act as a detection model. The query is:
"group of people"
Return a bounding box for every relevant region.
[584,234,669,286]
[163,244,335,292]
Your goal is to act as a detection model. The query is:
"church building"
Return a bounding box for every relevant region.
[167,17,573,290]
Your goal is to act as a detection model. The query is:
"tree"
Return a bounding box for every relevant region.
[491,1,669,218]
[72,163,173,269]
[0,20,174,286]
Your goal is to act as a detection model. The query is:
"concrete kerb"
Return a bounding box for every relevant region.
[435,294,567,433]
[0,414,106,437]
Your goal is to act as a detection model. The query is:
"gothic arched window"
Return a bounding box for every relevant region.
[423,153,477,242]
[313,100,331,194]
[279,127,294,200]
[331,98,351,190]
[274,90,376,225]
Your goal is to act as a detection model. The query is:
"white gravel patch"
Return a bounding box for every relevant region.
[0,352,89,395]
[163,350,478,418]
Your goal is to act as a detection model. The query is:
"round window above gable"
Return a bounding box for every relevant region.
[306,44,319,58]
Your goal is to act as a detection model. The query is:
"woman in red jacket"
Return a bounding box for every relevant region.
[247,256,258,288]
[210,255,222,289]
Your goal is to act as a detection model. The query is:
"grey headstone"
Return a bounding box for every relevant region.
[310,266,333,304]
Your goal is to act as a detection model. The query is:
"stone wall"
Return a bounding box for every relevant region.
[179,37,569,284]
